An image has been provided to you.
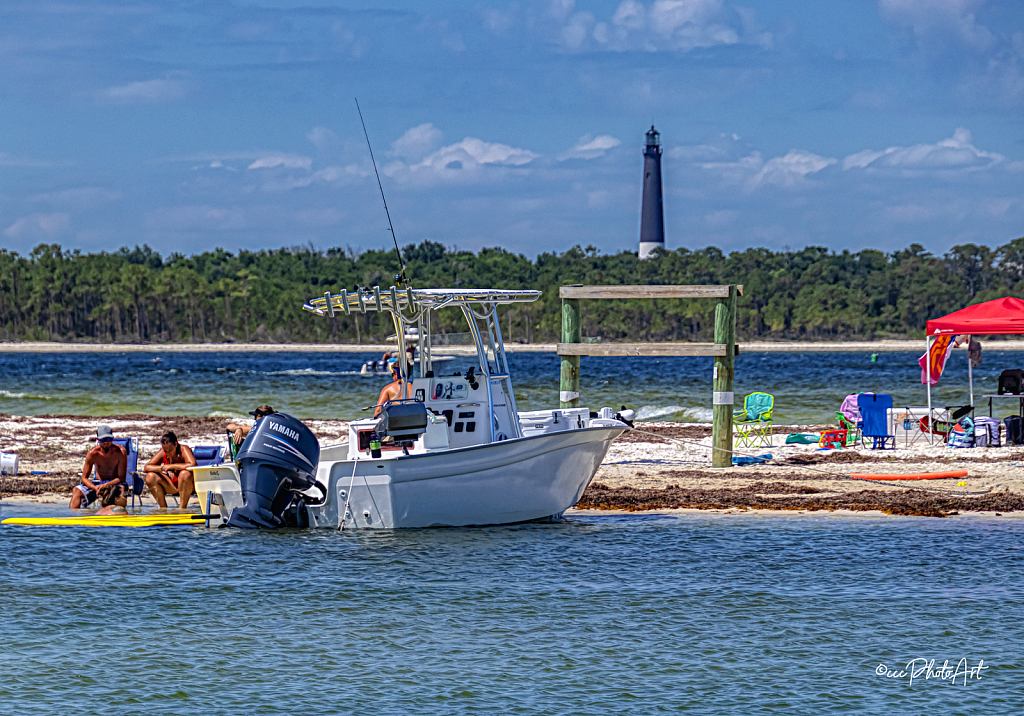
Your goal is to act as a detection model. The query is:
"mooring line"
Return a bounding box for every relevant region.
[624,426,995,497]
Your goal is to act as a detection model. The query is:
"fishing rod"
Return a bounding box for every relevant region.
[355,98,408,287]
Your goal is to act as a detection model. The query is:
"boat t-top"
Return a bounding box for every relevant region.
[193,285,631,529]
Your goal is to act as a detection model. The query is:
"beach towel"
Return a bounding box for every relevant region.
[732,454,772,466]
[919,334,955,386]
[839,393,865,423]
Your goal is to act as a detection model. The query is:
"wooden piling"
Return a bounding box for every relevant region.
[711,285,737,468]
[560,296,581,408]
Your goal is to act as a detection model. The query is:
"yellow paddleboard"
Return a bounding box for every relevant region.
[2,513,218,528]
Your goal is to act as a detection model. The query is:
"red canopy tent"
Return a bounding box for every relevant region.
[924,296,1024,442]
[927,296,1024,336]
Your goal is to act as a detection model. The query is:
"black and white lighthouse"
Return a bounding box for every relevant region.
[638,125,665,259]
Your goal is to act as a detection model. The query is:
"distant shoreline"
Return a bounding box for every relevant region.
[3,339,1024,353]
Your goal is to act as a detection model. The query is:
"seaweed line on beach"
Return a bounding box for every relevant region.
[578,483,1024,517]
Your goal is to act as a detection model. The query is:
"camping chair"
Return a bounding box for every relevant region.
[835,411,860,446]
[857,393,896,450]
[192,445,226,466]
[733,392,774,448]
[227,430,242,461]
[919,405,973,439]
[112,437,143,508]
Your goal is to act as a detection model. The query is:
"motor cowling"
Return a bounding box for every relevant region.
[226,412,322,529]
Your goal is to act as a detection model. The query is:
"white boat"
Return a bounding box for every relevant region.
[193,286,630,529]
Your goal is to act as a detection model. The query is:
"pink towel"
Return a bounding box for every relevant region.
[840,393,865,422]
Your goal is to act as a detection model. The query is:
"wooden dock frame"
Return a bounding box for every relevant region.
[558,284,742,468]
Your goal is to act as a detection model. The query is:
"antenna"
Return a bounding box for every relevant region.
[355,98,407,286]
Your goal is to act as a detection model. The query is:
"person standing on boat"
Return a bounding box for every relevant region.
[226,405,277,450]
[69,425,127,509]
[374,360,413,416]
[143,432,198,509]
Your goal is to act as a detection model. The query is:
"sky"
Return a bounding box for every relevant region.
[1,0,1022,260]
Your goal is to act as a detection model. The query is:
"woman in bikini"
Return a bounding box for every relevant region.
[143,431,198,509]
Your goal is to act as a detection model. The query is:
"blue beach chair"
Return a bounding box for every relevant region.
[192,445,226,466]
[112,436,143,508]
[857,393,896,450]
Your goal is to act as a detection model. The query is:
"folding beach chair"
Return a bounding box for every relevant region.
[192,445,226,466]
[733,392,774,448]
[112,436,143,508]
[227,431,242,461]
[835,411,860,446]
[857,393,895,450]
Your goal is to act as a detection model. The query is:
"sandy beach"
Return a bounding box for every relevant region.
[6,339,1024,353]
[3,414,1022,517]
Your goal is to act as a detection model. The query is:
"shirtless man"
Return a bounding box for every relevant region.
[143,432,198,508]
[70,425,127,509]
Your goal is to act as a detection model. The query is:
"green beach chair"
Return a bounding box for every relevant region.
[733,392,774,448]
[836,411,860,446]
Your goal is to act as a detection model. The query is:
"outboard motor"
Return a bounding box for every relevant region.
[226,412,323,530]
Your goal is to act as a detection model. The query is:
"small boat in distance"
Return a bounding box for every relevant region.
[193,285,631,530]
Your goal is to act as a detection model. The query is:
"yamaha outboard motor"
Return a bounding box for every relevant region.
[226,412,324,529]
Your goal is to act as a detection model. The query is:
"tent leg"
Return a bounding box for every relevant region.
[968,337,974,407]
[926,335,933,446]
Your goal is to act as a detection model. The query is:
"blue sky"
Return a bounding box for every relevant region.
[1,0,1022,259]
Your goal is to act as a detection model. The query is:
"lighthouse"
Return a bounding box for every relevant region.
[638,125,665,259]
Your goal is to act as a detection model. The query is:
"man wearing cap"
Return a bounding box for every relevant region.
[226,405,277,450]
[69,425,127,509]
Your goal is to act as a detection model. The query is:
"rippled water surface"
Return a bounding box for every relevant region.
[1,503,1022,714]
[0,348,1012,423]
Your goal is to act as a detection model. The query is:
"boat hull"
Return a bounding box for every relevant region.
[310,425,624,529]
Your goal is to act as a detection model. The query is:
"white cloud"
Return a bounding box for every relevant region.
[306,127,340,152]
[247,154,313,171]
[553,0,760,52]
[749,150,836,187]
[879,0,994,52]
[558,135,622,160]
[99,78,186,105]
[842,127,1004,172]
[386,136,538,185]
[4,212,70,239]
[390,123,444,161]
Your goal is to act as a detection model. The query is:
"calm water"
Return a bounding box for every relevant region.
[0,349,1010,424]
[0,503,1021,714]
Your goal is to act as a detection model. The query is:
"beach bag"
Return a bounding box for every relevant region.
[975,416,1000,448]
[1005,416,1023,445]
[998,369,1024,395]
[947,417,975,448]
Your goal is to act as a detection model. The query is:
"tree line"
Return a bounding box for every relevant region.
[0,239,1021,344]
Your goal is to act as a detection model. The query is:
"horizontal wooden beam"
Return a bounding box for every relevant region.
[559,284,744,300]
[557,342,740,357]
